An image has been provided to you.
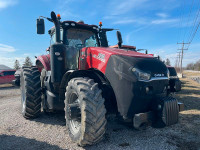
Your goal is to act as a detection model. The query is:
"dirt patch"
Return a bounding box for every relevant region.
[167,135,200,150]
[0,77,200,150]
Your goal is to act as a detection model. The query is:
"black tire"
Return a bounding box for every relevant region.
[20,67,42,119]
[65,77,107,146]
[162,97,179,126]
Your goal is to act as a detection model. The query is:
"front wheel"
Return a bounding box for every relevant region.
[162,97,179,126]
[65,77,107,146]
[20,67,42,119]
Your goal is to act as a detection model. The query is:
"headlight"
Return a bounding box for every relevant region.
[131,68,151,81]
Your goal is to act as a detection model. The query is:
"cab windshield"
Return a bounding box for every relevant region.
[63,28,98,70]
[64,28,98,48]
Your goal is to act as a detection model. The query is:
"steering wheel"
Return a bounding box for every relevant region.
[75,44,85,49]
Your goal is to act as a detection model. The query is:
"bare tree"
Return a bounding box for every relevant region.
[23,57,33,67]
[165,58,171,66]
[186,63,194,70]
[186,60,200,71]
[14,60,20,70]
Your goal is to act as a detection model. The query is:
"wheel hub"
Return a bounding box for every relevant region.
[68,92,81,134]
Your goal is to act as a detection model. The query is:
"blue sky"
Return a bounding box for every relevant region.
[0,0,200,68]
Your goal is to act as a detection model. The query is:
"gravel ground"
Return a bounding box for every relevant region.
[0,80,200,150]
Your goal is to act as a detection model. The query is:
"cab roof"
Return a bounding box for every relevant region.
[48,21,99,35]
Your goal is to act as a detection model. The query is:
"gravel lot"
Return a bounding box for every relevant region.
[0,78,200,150]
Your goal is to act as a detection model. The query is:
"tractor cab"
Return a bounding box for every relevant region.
[47,21,100,70]
[48,21,100,47]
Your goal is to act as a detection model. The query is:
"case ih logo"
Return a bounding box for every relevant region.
[92,53,105,63]
[154,74,165,77]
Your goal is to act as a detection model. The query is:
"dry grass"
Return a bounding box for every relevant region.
[172,77,200,150]
[175,78,200,110]
[0,84,13,88]
[183,70,200,77]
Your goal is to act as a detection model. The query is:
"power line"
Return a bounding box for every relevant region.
[186,0,200,45]
[178,0,187,43]
[189,17,200,44]
[183,0,195,41]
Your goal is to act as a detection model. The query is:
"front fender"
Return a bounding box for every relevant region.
[36,54,51,72]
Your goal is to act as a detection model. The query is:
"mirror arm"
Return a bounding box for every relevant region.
[39,16,53,22]
[38,13,60,43]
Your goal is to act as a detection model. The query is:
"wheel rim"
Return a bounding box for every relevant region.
[20,75,26,113]
[68,92,81,135]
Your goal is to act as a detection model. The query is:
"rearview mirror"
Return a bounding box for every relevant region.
[36,18,45,34]
[116,31,123,48]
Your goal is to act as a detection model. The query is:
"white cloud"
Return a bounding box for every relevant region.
[0,43,37,68]
[125,26,149,44]
[113,19,136,25]
[110,0,149,16]
[156,13,168,18]
[0,0,17,10]
[112,17,179,26]
[151,43,200,67]
[55,0,81,19]
[151,19,178,24]
[0,57,24,68]
[0,55,36,68]
[103,0,181,28]
[0,43,16,52]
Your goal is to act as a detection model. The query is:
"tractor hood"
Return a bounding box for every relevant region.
[105,55,168,81]
[87,47,165,74]
[89,47,153,58]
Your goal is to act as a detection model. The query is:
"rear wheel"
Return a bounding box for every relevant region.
[65,77,107,146]
[20,67,42,119]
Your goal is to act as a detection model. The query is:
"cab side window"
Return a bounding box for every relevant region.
[50,29,63,45]
[51,33,56,45]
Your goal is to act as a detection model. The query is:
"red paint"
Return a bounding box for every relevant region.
[36,54,51,71]
[148,54,154,56]
[0,70,16,84]
[79,47,153,73]
[36,47,153,74]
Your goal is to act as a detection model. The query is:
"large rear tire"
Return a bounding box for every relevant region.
[65,77,107,146]
[20,67,42,119]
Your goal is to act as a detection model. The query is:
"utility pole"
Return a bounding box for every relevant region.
[176,52,181,72]
[177,41,190,75]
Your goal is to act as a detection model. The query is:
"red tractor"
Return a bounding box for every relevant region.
[14,12,184,146]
